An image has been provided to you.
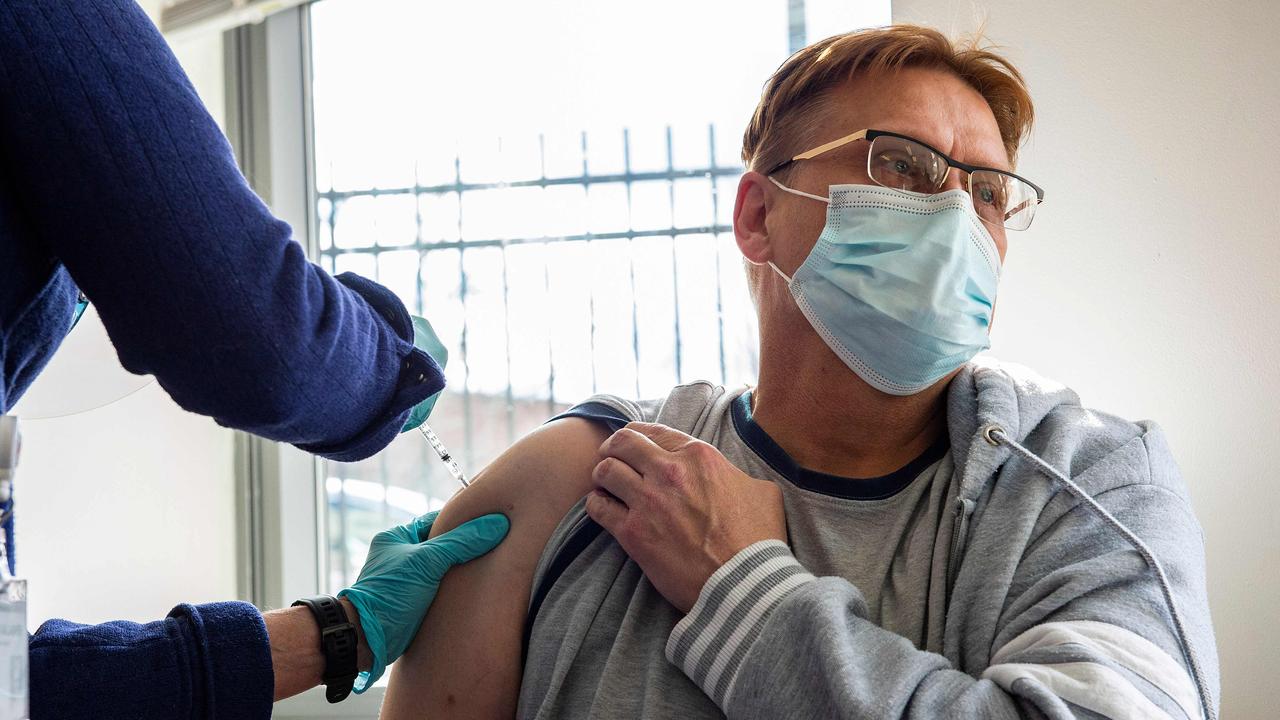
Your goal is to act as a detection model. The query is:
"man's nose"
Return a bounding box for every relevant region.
[939,167,967,193]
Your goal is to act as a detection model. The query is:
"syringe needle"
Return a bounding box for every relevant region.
[418,423,469,488]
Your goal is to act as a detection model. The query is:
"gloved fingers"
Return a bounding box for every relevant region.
[421,513,510,566]
[412,510,441,542]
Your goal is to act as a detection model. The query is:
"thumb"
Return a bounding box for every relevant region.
[412,510,442,542]
[422,513,510,566]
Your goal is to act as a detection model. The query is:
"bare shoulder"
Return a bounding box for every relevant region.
[379,417,612,720]
[429,416,613,540]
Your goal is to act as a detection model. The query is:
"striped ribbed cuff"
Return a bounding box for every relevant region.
[665,540,816,708]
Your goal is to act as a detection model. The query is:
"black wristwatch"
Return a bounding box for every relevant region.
[291,595,359,703]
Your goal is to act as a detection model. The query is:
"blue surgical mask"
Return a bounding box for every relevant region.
[767,180,1001,395]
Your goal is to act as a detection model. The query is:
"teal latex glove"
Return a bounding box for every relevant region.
[402,315,449,432]
[338,510,509,691]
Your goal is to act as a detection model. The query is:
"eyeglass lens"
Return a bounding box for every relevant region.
[866,135,1038,230]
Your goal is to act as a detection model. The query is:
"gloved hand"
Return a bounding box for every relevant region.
[338,509,509,690]
[402,315,449,433]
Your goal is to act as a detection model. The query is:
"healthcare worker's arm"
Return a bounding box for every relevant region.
[30,602,277,719]
[29,510,508,720]
[30,596,367,715]
[379,418,610,719]
[0,0,433,461]
[266,597,373,701]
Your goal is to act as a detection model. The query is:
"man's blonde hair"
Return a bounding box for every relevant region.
[743,24,1035,174]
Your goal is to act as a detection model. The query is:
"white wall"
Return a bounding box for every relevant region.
[891,1,1280,717]
[19,3,238,629]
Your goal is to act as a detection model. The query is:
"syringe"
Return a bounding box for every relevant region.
[418,423,469,488]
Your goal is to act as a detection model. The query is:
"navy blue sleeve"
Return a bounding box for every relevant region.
[520,402,633,663]
[30,601,273,720]
[550,401,633,433]
[0,0,440,462]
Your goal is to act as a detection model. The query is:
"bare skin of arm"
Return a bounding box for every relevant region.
[379,417,612,719]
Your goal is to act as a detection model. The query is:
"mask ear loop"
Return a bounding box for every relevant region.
[767,261,793,285]
[765,176,827,285]
[768,176,831,204]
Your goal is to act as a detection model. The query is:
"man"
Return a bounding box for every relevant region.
[380,25,1219,719]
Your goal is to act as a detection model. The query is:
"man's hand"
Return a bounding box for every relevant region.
[585,422,787,613]
[338,510,509,690]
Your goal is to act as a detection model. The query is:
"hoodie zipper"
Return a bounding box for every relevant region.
[945,424,1006,594]
[946,497,976,595]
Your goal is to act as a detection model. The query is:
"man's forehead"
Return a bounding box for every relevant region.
[814,69,1010,170]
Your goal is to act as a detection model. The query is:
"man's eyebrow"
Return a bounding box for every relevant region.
[872,128,1011,172]
[920,140,1009,173]
[949,141,1013,173]
[966,159,1014,174]
[959,149,1013,172]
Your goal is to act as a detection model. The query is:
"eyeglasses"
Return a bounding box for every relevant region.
[768,129,1045,231]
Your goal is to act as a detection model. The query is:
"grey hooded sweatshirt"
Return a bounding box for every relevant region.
[517,359,1219,719]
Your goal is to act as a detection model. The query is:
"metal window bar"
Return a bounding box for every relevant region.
[321,124,746,587]
[666,126,684,384]
[788,0,807,55]
[582,132,599,396]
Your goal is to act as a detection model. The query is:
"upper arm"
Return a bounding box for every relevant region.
[379,417,612,719]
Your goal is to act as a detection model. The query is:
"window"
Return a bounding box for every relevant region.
[307,0,891,593]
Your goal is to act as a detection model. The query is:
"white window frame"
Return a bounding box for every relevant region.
[223,6,385,716]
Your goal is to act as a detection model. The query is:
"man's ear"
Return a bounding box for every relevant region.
[734,171,775,266]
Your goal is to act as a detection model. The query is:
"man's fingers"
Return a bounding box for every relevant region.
[592,456,643,507]
[422,513,511,566]
[599,426,668,477]
[624,421,693,453]
[584,489,628,534]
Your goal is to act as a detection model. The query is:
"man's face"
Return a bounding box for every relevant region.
[766,65,1012,275]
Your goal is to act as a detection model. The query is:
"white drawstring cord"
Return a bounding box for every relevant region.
[981,424,1217,720]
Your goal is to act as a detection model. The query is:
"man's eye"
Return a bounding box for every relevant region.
[875,152,917,177]
[976,184,999,205]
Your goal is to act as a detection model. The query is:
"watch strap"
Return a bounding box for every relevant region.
[291,595,358,703]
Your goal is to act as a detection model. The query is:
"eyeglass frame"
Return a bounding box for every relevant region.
[766,128,1045,229]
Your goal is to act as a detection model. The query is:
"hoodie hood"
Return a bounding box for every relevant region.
[945,356,1082,503]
